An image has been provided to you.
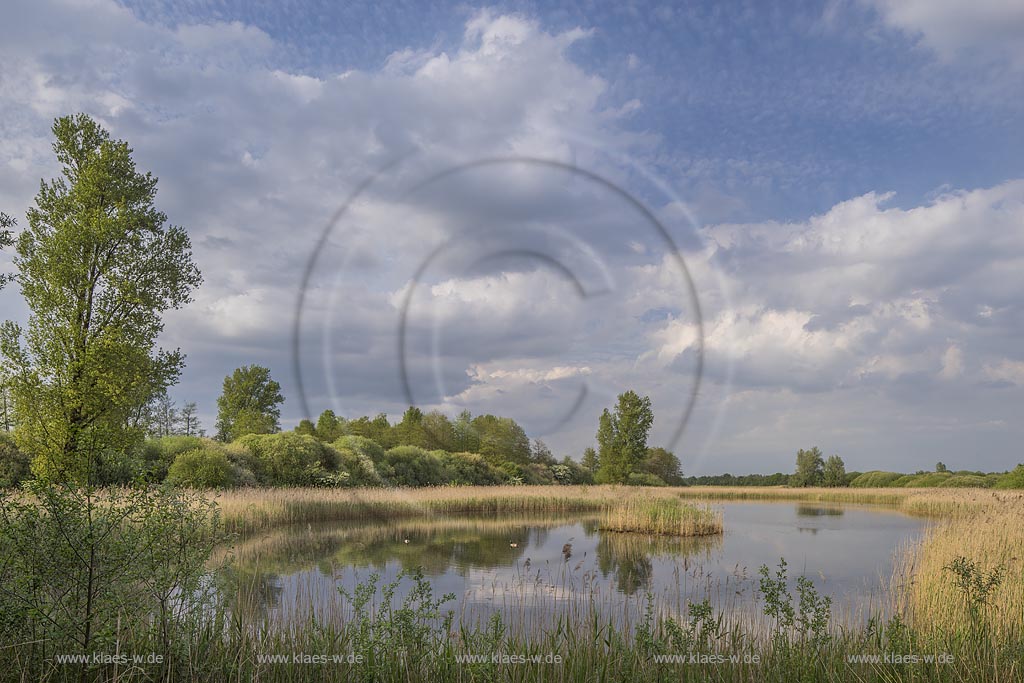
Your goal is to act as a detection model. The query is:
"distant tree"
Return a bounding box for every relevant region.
[422,411,456,451]
[531,439,556,466]
[935,461,948,473]
[822,454,847,487]
[596,390,654,484]
[640,447,684,486]
[295,419,316,437]
[315,409,344,442]
[581,446,599,473]
[148,392,179,437]
[472,414,531,464]
[394,406,429,448]
[452,409,480,453]
[215,365,283,441]
[792,447,825,487]
[0,211,14,289]
[0,114,201,483]
[348,413,393,447]
[179,401,200,437]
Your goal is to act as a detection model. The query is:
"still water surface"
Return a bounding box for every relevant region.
[221,501,926,625]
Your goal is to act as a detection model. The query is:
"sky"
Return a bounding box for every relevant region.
[1,0,1023,475]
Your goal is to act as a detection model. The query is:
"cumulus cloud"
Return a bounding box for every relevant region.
[867,0,1024,67]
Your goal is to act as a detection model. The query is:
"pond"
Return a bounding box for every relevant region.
[217,501,926,628]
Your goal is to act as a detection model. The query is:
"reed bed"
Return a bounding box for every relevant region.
[599,498,722,536]
[213,485,685,535]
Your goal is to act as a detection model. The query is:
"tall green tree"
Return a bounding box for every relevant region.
[792,447,825,487]
[596,390,655,484]
[822,454,847,487]
[580,446,598,473]
[0,114,201,483]
[215,365,283,441]
[315,409,344,442]
[452,409,480,452]
[0,211,15,288]
[472,414,531,464]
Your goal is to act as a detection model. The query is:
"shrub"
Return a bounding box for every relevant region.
[439,451,504,486]
[994,464,1024,490]
[849,471,904,487]
[378,446,446,487]
[904,472,953,487]
[627,472,668,487]
[0,484,221,668]
[0,433,31,488]
[166,445,237,488]
[937,475,989,488]
[333,445,384,487]
[235,433,345,486]
[139,435,204,482]
[334,435,387,464]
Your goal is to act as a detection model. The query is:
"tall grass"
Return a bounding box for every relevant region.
[600,498,722,536]
[213,485,686,535]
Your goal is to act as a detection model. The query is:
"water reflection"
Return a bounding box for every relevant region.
[214,502,925,623]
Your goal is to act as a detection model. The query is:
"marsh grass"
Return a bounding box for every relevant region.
[599,498,722,536]
[213,485,687,535]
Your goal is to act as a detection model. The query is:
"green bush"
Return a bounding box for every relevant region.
[904,472,953,487]
[627,472,667,487]
[334,435,387,464]
[333,445,384,487]
[166,445,237,488]
[937,475,989,488]
[439,451,504,486]
[849,471,904,487]
[0,433,31,488]
[378,446,446,487]
[139,435,203,482]
[235,433,346,486]
[994,464,1024,490]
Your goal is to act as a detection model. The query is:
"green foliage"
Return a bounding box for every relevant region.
[166,444,238,488]
[849,471,904,487]
[378,446,446,487]
[596,390,655,484]
[639,446,683,485]
[215,365,284,441]
[235,432,345,486]
[337,567,456,674]
[347,413,394,447]
[822,454,847,487]
[792,447,825,487]
[335,434,387,463]
[439,451,504,486]
[627,471,667,486]
[315,409,344,442]
[294,418,316,437]
[0,433,31,488]
[683,472,791,486]
[581,446,598,473]
[0,484,221,668]
[937,475,989,488]
[994,464,1024,489]
[139,434,204,481]
[471,414,531,464]
[332,445,384,487]
[0,114,201,485]
[936,461,948,473]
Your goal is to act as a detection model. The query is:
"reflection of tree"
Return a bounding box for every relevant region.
[217,566,283,617]
[795,505,844,517]
[223,516,570,579]
[595,532,721,596]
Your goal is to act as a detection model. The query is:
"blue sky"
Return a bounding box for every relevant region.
[2,0,1023,474]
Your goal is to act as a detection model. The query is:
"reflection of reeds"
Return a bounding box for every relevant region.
[600,498,722,536]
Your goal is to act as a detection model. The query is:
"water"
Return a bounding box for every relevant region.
[218,501,926,627]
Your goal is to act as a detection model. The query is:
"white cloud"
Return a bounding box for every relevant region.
[867,0,1024,67]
